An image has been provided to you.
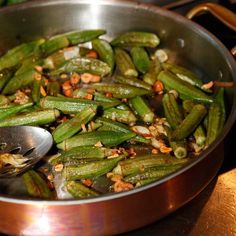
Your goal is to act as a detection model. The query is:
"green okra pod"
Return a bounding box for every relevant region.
[162,93,183,129]
[162,62,207,91]
[92,38,115,74]
[0,66,18,91]
[165,126,187,159]
[171,104,207,141]
[114,48,138,77]
[92,83,150,98]
[51,57,111,77]
[0,39,45,71]
[46,81,61,96]
[53,106,97,143]
[114,75,152,91]
[0,102,33,121]
[135,177,160,187]
[0,95,10,106]
[214,87,226,132]
[111,31,160,48]
[65,181,99,198]
[158,71,213,103]
[182,99,206,148]
[102,107,137,125]
[112,154,188,176]
[43,46,80,70]
[0,109,60,127]
[2,68,40,95]
[193,125,206,148]
[40,96,120,114]
[130,47,150,74]
[63,155,125,180]
[124,164,184,184]
[96,117,150,144]
[143,58,162,85]
[50,146,108,165]
[93,91,120,103]
[40,35,69,57]
[23,170,53,199]
[129,96,155,123]
[57,130,136,150]
[205,102,222,147]
[61,29,106,45]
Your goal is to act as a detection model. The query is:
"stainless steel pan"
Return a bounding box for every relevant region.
[0,1,235,235]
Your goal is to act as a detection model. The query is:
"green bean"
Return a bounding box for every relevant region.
[53,106,97,143]
[129,96,155,123]
[57,131,136,150]
[111,31,160,48]
[158,71,213,103]
[92,83,150,98]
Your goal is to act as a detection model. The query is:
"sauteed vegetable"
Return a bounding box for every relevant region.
[0,29,227,199]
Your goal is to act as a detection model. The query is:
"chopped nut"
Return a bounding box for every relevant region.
[94,141,103,147]
[201,81,214,90]
[153,80,164,94]
[54,164,64,172]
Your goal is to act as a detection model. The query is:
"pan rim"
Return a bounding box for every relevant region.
[0,0,236,205]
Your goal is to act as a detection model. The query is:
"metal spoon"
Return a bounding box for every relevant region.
[0,126,53,177]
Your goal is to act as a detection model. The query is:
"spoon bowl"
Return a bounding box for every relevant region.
[0,126,53,177]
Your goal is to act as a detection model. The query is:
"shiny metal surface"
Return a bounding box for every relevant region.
[0,126,53,177]
[186,2,236,31]
[0,0,235,235]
